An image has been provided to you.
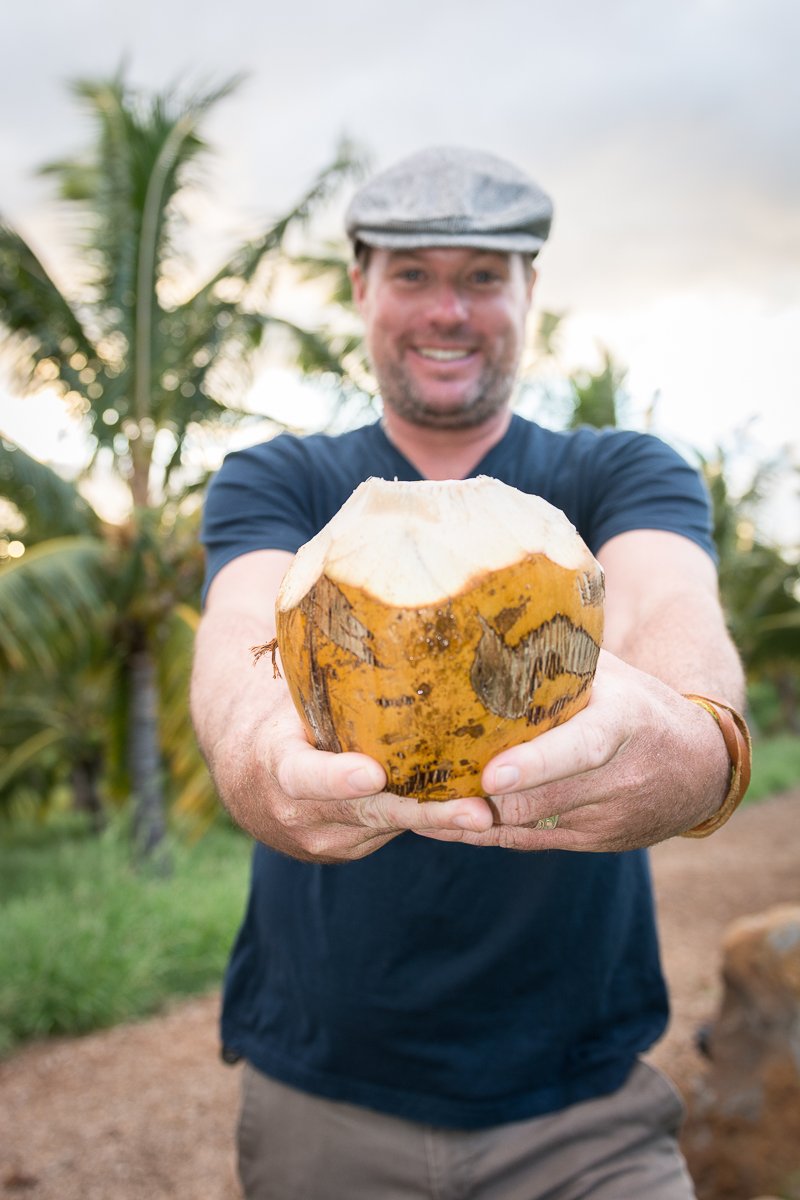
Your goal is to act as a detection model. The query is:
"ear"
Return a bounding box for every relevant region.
[349,262,367,312]
[526,266,538,304]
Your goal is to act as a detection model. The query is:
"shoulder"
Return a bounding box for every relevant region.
[215,424,371,472]
[504,415,702,494]
[573,427,714,559]
[200,423,387,597]
[504,415,682,471]
[207,423,382,499]
[525,420,693,470]
[506,417,714,559]
[575,426,709,501]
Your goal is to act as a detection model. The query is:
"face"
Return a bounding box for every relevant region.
[350,247,535,430]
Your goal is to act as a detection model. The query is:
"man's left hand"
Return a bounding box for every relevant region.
[417,650,732,852]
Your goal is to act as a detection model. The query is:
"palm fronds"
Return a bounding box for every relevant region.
[0,537,112,672]
[0,438,99,541]
[0,220,98,395]
[0,70,362,840]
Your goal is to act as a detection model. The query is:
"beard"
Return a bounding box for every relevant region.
[375,355,519,430]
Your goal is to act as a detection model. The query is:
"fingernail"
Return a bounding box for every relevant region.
[490,766,520,792]
[347,768,383,793]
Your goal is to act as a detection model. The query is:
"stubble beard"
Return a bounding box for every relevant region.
[376,357,519,430]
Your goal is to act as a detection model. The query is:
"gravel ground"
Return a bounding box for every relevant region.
[1,789,797,1200]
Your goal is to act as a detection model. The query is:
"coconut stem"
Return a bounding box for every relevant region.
[252,638,282,679]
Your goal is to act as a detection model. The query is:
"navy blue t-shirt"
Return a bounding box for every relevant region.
[201,414,715,1128]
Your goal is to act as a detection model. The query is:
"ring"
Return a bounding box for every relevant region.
[535,814,559,830]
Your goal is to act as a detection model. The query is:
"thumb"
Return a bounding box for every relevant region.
[358,790,496,835]
[276,740,387,802]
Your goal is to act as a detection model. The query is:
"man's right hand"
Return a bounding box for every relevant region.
[191,549,494,863]
[213,691,494,863]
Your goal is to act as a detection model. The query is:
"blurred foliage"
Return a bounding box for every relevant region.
[746,733,800,801]
[0,813,251,1054]
[700,447,800,733]
[0,70,361,850]
[567,350,630,430]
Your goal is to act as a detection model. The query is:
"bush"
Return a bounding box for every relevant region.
[0,815,251,1055]
[747,734,800,804]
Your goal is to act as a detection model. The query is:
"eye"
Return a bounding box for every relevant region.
[471,269,501,285]
[395,267,425,283]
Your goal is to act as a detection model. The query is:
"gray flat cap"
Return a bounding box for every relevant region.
[345,146,553,256]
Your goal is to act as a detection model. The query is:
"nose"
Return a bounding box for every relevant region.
[426,282,469,326]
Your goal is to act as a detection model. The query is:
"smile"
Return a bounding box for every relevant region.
[414,347,475,362]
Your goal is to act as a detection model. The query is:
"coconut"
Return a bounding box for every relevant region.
[270,475,604,801]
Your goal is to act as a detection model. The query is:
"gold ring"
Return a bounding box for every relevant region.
[535,814,559,830]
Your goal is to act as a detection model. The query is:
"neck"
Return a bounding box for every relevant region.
[382,407,513,480]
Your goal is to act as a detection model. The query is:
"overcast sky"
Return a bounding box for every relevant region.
[1,0,798,533]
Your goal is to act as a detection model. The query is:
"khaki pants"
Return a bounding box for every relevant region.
[236,1059,696,1199]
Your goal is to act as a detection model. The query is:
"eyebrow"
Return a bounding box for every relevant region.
[386,250,427,262]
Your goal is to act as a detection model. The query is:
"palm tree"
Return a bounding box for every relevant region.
[0,433,210,849]
[513,314,631,432]
[566,349,629,429]
[0,71,359,855]
[701,449,800,732]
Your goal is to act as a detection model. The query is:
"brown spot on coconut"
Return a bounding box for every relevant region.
[270,475,604,801]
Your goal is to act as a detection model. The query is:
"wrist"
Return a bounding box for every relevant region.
[680,694,752,837]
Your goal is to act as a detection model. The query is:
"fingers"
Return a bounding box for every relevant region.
[482,696,624,797]
[273,730,495,834]
[416,822,578,850]
[359,791,495,835]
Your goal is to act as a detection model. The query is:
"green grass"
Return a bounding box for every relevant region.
[1,731,797,1057]
[747,733,800,804]
[0,815,252,1056]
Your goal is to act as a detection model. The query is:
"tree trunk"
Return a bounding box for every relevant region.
[128,630,170,871]
[71,754,106,833]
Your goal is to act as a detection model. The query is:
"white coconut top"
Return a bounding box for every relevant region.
[277,475,598,610]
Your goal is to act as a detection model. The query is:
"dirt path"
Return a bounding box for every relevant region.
[1,790,798,1200]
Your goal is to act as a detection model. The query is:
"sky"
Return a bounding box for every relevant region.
[1,0,798,539]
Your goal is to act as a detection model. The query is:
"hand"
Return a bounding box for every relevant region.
[215,692,495,863]
[417,651,732,853]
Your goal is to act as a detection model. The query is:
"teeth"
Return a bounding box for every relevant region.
[416,348,472,361]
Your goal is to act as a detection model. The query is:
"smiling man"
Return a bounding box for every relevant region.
[350,245,533,431]
[191,147,749,1199]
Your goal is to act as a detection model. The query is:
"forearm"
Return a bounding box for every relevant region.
[191,606,280,784]
[189,549,300,841]
[600,529,745,706]
[594,531,748,837]
[608,585,746,708]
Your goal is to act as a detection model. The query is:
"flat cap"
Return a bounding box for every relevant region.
[345,146,553,256]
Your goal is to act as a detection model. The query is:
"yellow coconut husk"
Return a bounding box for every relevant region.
[271,476,604,801]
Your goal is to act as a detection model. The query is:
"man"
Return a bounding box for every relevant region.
[191,146,749,1199]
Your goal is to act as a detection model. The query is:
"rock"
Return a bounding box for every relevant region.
[682,904,800,1200]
